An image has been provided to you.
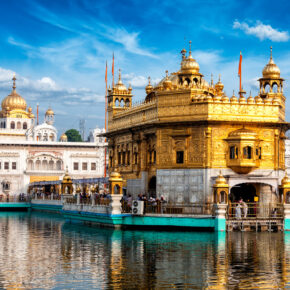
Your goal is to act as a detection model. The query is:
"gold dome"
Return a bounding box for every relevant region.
[262,47,280,79]
[230,92,238,103]
[181,54,200,74]
[214,171,229,187]
[281,172,290,187]
[114,69,127,91]
[60,133,68,141]
[45,107,54,115]
[163,71,172,89]
[215,75,224,92]
[2,75,27,111]
[62,167,72,183]
[28,106,32,113]
[228,127,257,140]
[180,41,200,74]
[145,77,153,94]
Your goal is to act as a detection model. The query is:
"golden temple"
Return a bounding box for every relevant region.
[106,44,289,204]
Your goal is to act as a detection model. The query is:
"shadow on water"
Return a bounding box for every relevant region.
[0,212,289,289]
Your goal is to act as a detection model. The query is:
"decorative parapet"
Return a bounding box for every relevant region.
[108,100,158,132]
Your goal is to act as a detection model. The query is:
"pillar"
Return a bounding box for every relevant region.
[280,172,290,230]
[109,171,123,215]
[213,171,229,231]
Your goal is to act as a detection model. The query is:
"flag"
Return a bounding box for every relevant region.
[112,52,114,86]
[105,60,107,83]
[238,51,242,92]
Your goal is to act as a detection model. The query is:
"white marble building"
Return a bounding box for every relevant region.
[0,76,107,197]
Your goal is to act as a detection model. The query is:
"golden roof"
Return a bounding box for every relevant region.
[2,75,27,111]
[62,167,72,183]
[60,133,68,141]
[228,127,257,139]
[180,41,200,74]
[262,47,280,79]
[114,69,127,91]
[45,107,54,115]
[145,77,153,94]
[281,171,290,187]
[214,171,229,187]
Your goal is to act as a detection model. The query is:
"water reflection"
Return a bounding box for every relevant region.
[0,212,289,289]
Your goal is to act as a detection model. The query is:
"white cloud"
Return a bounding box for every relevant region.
[233,20,289,42]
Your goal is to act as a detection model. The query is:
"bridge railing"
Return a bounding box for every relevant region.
[122,201,215,215]
[0,196,29,203]
[227,202,283,219]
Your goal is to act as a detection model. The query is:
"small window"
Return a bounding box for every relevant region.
[176,151,184,164]
[4,162,9,170]
[91,163,96,170]
[154,150,156,163]
[243,146,252,159]
[118,152,121,165]
[230,146,236,159]
[82,162,87,170]
[127,151,130,165]
[122,152,126,165]
[12,162,16,170]
[134,152,138,164]
[73,162,79,170]
[10,122,15,129]
[23,122,27,129]
[256,147,262,160]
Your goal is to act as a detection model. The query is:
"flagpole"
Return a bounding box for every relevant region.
[238,51,243,97]
[104,61,108,178]
[112,52,114,87]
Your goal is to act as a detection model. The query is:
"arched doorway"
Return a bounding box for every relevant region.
[148,176,156,197]
[230,183,257,202]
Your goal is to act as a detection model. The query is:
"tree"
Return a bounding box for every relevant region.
[65,129,82,142]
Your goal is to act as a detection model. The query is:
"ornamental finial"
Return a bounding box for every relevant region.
[270,46,273,60]
[118,69,121,81]
[189,40,192,56]
[12,73,16,92]
[148,76,151,84]
[165,70,169,78]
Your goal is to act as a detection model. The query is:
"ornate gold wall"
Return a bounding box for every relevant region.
[106,45,289,192]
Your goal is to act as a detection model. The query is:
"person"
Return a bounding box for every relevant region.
[235,202,242,219]
[160,195,167,214]
[240,198,248,218]
[127,194,133,210]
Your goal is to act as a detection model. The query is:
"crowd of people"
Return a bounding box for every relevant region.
[121,193,167,214]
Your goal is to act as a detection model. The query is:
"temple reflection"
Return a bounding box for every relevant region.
[0,213,290,288]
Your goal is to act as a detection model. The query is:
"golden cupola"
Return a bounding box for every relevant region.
[262,47,280,79]
[2,75,27,111]
[180,41,200,74]
[145,76,153,94]
[114,69,127,91]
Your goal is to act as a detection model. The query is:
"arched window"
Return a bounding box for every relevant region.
[243,146,252,159]
[56,160,62,170]
[3,122,6,129]
[43,134,48,141]
[42,160,48,170]
[115,99,119,107]
[10,122,15,129]
[264,83,270,93]
[286,191,290,204]
[35,160,41,170]
[272,83,278,93]
[229,146,238,159]
[23,122,27,129]
[17,122,21,129]
[125,99,130,107]
[220,191,227,204]
[120,99,124,107]
[28,160,34,171]
[50,134,55,141]
[48,160,54,170]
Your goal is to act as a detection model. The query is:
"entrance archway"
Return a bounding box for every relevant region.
[148,176,156,197]
[230,183,257,202]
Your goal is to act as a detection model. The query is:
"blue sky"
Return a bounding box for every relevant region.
[0,0,290,137]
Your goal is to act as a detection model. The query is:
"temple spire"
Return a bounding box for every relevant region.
[12,74,16,92]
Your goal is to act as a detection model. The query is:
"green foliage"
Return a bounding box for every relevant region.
[65,129,82,142]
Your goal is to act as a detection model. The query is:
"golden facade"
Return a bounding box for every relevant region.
[106,45,289,202]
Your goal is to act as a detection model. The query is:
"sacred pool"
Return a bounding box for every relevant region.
[0,212,290,289]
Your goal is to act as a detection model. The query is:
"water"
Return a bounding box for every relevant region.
[0,212,289,289]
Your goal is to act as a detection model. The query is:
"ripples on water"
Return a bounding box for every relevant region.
[0,212,289,289]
